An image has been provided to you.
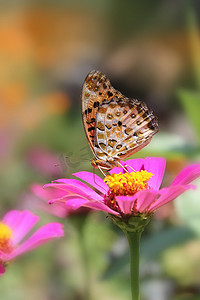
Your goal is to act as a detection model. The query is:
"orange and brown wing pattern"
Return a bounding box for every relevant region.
[81,70,123,152]
[81,70,159,171]
[94,97,159,162]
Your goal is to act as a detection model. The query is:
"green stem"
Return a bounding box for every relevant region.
[110,215,151,300]
[125,230,142,300]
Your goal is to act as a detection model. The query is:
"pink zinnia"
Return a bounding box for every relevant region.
[0,210,64,275]
[43,157,200,217]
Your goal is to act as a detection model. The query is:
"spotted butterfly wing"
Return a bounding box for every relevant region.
[94,97,158,164]
[81,70,123,152]
[81,70,158,171]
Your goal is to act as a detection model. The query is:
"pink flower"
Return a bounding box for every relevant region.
[0,210,64,275]
[43,157,200,218]
[26,147,63,177]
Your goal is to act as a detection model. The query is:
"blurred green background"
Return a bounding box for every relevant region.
[0,0,200,299]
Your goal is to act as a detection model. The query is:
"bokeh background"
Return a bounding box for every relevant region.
[1,0,200,299]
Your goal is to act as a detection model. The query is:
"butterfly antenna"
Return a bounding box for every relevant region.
[65,156,91,162]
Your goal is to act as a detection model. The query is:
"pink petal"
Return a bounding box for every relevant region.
[110,159,145,174]
[48,193,88,205]
[44,181,103,201]
[171,164,200,186]
[149,185,194,211]
[2,210,39,245]
[65,198,88,209]
[54,178,99,193]
[53,192,119,215]
[116,195,137,215]
[8,223,64,259]
[136,189,160,212]
[58,193,119,215]
[144,157,166,190]
[41,178,101,200]
[81,201,120,215]
[31,185,70,218]
[110,157,166,189]
[73,171,108,194]
[42,202,70,218]
[124,159,145,172]
[109,161,126,174]
[31,183,62,200]
[0,264,5,275]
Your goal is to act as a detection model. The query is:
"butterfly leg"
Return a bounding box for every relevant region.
[117,161,130,173]
[124,164,136,172]
[98,167,107,177]
[92,168,108,191]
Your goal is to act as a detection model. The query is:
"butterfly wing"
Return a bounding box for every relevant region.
[81,70,123,154]
[94,97,158,161]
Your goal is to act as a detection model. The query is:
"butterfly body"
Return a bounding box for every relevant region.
[82,70,159,172]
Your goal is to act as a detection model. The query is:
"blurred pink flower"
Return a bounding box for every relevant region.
[0,210,64,275]
[43,157,200,217]
[26,147,63,177]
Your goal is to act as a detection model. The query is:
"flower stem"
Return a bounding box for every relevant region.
[125,230,142,300]
[110,215,151,300]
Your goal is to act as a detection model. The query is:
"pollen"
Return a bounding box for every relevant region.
[0,223,13,253]
[104,170,153,196]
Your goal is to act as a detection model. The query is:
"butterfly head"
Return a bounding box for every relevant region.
[91,158,98,168]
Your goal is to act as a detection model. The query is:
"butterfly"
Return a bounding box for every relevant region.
[81,70,159,174]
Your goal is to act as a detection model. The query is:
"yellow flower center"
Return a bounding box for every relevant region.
[0,223,13,253]
[104,170,153,196]
[103,170,154,215]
